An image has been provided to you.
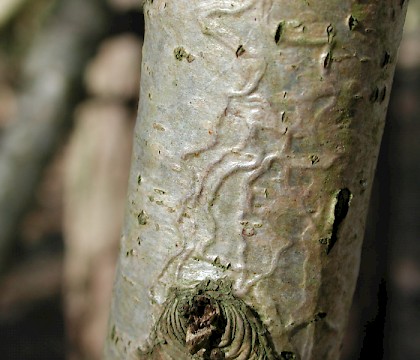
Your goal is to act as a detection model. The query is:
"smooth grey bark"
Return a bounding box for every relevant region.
[105,1,407,359]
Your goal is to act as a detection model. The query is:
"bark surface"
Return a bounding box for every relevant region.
[105,1,407,359]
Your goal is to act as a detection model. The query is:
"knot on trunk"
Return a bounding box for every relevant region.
[141,280,288,360]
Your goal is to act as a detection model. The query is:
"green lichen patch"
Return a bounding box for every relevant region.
[174,46,188,60]
[174,46,195,62]
[138,210,149,225]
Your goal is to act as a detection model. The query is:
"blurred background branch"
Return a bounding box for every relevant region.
[0,0,111,271]
[0,0,142,358]
[0,0,30,29]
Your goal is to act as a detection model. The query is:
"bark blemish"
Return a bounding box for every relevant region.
[174,46,187,60]
[348,15,359,30]
[235,45,245,57]
[281,351,297,359]
[359,179,368,194]
[126,249,136,257]
[381,51,391,67]
[323,51,333,69]
[314,312,327,321]
[110,324,116,340]
[369,86,379,103]
[110,324,121,346]
[274,22,284,44]
[320,188,352,254]
[390,8,396,21]
[153,123,165,131]
[379,86,387,103]
[242,221,256,236]
[212,257,231,270]
[326,24,334,43]
[310,155,320,165]
[138,210,149,225]
[289,312,328,337]
[174,46,195,62]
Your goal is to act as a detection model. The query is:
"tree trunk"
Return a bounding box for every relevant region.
[105,1,407,359]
